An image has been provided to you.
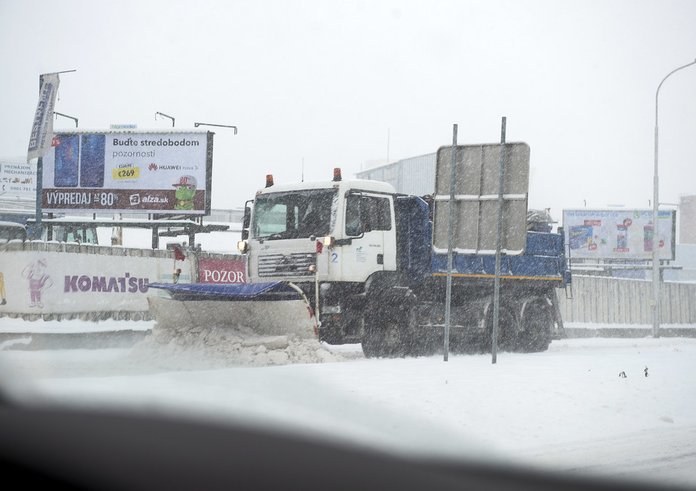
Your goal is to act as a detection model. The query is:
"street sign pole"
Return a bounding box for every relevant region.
[443,123,458,362]
[492,117,507,364]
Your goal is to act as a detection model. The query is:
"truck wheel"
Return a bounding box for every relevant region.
[361,328,381,358]
[402,299,437,357]
[484,305,518,353]
[361,294,409,358]
[362,315,406,358]
[518,298,553,352]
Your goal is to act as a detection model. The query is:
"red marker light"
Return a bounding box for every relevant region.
[333,168,342,182]
[265,174,274,188]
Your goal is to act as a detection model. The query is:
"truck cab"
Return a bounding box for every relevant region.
[241,174,398,285]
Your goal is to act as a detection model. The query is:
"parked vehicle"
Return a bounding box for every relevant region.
[0,220,27,242]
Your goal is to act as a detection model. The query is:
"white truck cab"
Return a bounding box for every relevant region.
[240,172,397,285]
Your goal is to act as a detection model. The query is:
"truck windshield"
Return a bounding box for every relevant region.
[252,189,336,240]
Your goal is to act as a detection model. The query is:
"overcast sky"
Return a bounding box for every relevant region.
[1,0,695,219]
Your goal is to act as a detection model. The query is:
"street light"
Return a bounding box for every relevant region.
[54,111,78,127]
[155,111,175,127]
[194,122,238,134]
[652,58,696,338]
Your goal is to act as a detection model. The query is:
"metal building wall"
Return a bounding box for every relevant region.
[356,153,436,196]
[680,195,696,244]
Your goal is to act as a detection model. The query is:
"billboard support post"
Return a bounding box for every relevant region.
[35,157,43,239]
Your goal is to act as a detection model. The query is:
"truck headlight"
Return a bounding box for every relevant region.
[237,240,249,254]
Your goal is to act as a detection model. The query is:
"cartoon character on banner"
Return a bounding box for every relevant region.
[22,259,53,308]
[173,175,197,210]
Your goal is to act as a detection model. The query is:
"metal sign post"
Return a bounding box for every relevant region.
[443,124,458,362]
[492,117,507,364]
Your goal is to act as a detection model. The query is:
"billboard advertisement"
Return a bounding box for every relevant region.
[563,209,675,260]
[0,162,36,198]
[40,130,213,215]
[0,248,193,316]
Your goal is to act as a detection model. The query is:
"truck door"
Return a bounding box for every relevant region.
[340,193,396,282]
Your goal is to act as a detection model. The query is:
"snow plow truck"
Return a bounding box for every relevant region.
[149,143,571,357]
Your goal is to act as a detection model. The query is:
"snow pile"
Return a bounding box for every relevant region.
[132,323,344,369]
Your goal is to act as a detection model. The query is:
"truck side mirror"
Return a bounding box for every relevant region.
[242,202,252,229]
[241,229,249,240]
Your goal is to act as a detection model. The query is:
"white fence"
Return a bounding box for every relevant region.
[558,275,696,325]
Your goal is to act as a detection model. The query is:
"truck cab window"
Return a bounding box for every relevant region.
[255,203,290,237]
[345,195,362,236]
[367,197,391,231]
[345,195,391,235]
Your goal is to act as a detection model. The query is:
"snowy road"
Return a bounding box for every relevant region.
[1,321,696,489]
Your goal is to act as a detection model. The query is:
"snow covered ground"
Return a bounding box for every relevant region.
[1,318,696,489]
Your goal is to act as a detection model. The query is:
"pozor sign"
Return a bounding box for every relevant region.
[40,130,213,215]
[198,257,246,283]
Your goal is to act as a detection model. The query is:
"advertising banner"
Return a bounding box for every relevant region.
[40,130,212,215]
[0,247,193,315]
[563,209,675,260]
[27,73,60,162]
[0,162,36,198]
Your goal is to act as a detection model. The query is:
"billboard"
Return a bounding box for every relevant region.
[0,162,36,198]
[433,143,530,255]
[40,130,213,215]
[563,209,675,261]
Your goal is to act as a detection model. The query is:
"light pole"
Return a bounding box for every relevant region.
[194,122,238,134]
[54,112,78,127]
[155,111,175,127]
[652,58,696,338]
